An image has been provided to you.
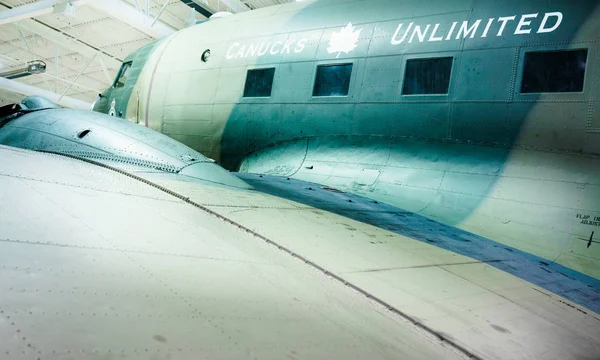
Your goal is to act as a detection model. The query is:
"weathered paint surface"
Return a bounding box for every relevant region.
[2,145,600,358]
[238,173,600,313]
[94,0,600,280]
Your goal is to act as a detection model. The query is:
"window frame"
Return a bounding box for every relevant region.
[515,44,593,101]
[311,61,356,99]
[112,61,133,89]
[401,56,454,97]
[242,67,277,98]
[519,48,589,95]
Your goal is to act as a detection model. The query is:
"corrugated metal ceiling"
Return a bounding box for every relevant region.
[0,0,295,105]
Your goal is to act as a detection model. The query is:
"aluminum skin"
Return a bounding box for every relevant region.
[94,0,600,280]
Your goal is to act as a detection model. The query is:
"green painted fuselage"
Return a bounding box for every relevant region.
[94,0,600,278]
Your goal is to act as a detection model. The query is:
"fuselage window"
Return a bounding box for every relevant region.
[113,62,133,88]
[402,57,453,95]
[313,63,353,97]
[243,68,276,97]
[521,49,588,93]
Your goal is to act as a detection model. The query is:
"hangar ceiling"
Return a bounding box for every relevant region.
[0,0,294,108]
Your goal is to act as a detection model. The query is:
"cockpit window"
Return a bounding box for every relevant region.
[521,49,588,93]
[113,62,133,88]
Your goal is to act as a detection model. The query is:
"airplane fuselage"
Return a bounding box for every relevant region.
[93,0,600,279]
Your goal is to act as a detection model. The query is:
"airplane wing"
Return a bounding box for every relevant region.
[0,145,463,360]
[1,98,599,359]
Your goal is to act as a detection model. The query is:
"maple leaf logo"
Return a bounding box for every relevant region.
[327,23,362,58]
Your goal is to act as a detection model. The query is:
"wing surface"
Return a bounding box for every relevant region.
[1,144,599,360]
[0,145,464,360]
[145,172,600,360]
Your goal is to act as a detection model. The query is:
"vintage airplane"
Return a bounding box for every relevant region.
[93,0,600,281]
[0,0,599,359]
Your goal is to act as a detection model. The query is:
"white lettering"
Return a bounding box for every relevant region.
[246,44,258,57]
[235,45,246,58]
[456,19,481,39]
[226,37,310,60]
[226,43,239,59]
[391,22,413,45]
[228,9,564,60]
[258,42,270,56]
[428,24,443,41]
[294,38,308,53]
[281,39,295,54]
[445,21,458,40]
[515,13,538,34]
[497,16,516,36]
[481,18,494,37]
[270,41,283,55]
[409,24,431,43]
[538,12,563,33]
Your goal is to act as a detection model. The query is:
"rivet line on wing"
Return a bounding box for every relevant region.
[39,150,483,360]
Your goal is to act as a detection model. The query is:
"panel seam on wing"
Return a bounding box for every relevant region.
[40,150,484,360]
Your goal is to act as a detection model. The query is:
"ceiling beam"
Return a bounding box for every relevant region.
[220,0,250,13]
[0,77,91,109]
[0,0,177,39]
[179,0,213,19]
[0,3,122,70]
[87,0,177,39]
[0,0,92,26]
[14,17,122,69]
